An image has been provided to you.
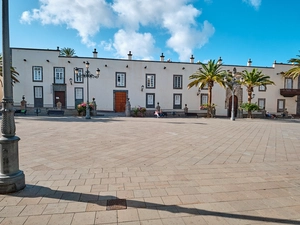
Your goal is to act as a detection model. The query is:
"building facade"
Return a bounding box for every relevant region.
[10,47,300,117]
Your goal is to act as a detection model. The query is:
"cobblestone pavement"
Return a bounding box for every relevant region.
[1,116,300,225]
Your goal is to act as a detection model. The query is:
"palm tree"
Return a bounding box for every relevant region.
[60,47,76,57]
[240,68,275,117]
[284,51,300,79]
[0,55,20,85]
[187,60,225,117]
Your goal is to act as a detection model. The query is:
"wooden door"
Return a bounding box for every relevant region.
[55,91,65,108]
[228,95,238,117]
[115,92,126,112]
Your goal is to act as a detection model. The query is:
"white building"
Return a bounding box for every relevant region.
[10,47,300,117]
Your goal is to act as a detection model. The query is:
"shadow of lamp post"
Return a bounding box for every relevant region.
[74,62,100,119]
[0,0,25,193]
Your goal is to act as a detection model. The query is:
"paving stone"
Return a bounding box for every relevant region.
[24,215,52,225]
[47,213,74,225]
[1,117,300,225]
[71,212,95,225]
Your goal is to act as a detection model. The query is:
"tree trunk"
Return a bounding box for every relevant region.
[247,88,252,118]
[207,85,212,118]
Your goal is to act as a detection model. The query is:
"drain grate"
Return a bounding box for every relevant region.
[106,199,127,210]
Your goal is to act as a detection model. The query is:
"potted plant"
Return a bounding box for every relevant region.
[77,102,94,116]
[132,106,147,117]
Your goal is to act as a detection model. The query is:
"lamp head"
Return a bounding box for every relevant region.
[74,67,79,75]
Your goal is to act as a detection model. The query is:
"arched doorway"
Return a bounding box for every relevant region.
[228,95,238,117]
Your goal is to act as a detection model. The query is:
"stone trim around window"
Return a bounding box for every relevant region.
[173,75,182,89]
[173,93,182,109]
[146,74,156,89]
[258,85,266,92]
[277,99,285,112]
[115,72,126,87]
[32,66,43,82]
[146,93,155,108]
[74,68,84,83]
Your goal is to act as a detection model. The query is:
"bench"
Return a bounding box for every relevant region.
[185,112,199,118]
[47,110,64,116]
[14,109,27,115]
[163,112,178,117]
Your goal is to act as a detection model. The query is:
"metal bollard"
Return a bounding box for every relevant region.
[34,108,41,116]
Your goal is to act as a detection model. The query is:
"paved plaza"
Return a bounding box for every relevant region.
[1,115,300,225]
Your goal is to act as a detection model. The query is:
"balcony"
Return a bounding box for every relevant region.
[280,89,300,97]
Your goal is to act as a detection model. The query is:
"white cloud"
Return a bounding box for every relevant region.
[20,0,215,60]
[112,29,156,60]
[243,0,262,10]
[166,21,215,61]
[20,0,115,47]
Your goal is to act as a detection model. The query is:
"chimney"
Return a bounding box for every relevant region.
[93,48,98,58]
[217,57,222,65]
[273,60,276,68]
[160,53,165,62]
[247,58,252,66]
[57,46,60,51]
[128,51,132,60]
[190,55,195,63]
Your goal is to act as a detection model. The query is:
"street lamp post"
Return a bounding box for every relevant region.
[0,0,25,193]
[75,62,100,119]
[224,68,243,121]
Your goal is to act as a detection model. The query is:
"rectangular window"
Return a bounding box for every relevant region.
[34,86,43,98]
[116,72,126,87]
[258,85,266,91]
[258,98,266,110]
[146,74,155,88]
[75,87,84,108]
[75,88,83,99]
[201,93,208,106]
[277,99,285,112]
[32,66,43,81]
[173,94,182,109]
[173,75,182,89]
[285,78,293,89]
[146,93,155,108]
[74,68,83,83]
[54,67,65,84]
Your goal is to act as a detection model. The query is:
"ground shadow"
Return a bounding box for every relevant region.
[9,184,300,224]
[13,116,126,123]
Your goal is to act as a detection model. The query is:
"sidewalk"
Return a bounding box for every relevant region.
[1,116,300,224]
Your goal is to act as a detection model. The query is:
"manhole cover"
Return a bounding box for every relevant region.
[106,199,127,210]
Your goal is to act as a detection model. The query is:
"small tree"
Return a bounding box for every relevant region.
[187,60,225,118]
[240,68,274,118]
[239,103,260,118]
[60,47,76,57]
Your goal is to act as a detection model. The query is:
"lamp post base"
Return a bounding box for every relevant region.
[85,103,91,119]
[0,171,25,194]
[0,136,25,194]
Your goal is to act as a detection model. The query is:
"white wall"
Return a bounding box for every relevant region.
[11,48,298,116]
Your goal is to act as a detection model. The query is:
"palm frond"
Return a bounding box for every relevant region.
[0,55,20,84]
[285,52,300,79]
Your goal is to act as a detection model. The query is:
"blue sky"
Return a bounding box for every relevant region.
[2,0,300,67]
